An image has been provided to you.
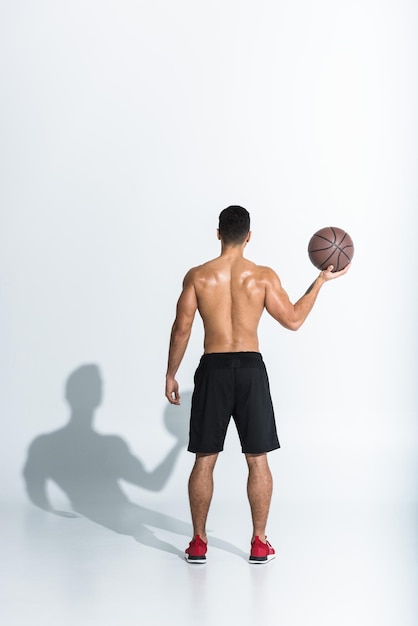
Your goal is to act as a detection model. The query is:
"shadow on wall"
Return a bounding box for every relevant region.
[22,364,191,555]
[22,364,245,559]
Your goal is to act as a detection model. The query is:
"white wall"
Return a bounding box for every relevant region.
[1,0,417,507]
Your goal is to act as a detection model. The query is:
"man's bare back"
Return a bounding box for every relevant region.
[188,252,267,353]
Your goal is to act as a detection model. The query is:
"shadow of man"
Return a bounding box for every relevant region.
[22,364,245,559]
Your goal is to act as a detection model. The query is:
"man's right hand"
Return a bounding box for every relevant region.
[320,263,351,281]
[165,376,181,404]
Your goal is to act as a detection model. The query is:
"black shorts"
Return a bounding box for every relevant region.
[188,352,280,454]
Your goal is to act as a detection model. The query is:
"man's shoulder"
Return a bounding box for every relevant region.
[247,262,277,279]
[183,257,219,279]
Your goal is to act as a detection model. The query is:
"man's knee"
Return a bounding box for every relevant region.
[245,452,268,466]
[194,452,219,470]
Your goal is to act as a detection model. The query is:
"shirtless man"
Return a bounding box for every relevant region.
[165,206,350,564]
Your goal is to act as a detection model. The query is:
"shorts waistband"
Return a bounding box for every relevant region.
[203,352,262,358]
[199,352,263,368]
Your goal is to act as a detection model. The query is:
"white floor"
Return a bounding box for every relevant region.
[2,496,417,626]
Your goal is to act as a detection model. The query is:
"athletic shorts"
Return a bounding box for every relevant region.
[188,352,280,454]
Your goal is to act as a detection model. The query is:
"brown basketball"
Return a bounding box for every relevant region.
[308,227,354,272]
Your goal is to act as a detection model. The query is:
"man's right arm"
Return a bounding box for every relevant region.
[264,264,350,331]
[165,269,198,404]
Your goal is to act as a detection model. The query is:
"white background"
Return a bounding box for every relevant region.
[1,0,417,527]
[2,3,417,625]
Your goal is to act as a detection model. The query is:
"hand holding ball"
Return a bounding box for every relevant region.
[308,227,354,272]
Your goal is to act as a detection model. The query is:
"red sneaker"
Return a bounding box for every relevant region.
[249,536,276,564]
[185,535,207,564]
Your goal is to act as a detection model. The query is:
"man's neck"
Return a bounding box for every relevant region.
[220,243,246,258]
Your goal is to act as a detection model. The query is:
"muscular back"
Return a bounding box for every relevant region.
[190,254,269,353]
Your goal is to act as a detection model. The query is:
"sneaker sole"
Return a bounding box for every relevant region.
[248,554,276,564]
[185,555,207,564]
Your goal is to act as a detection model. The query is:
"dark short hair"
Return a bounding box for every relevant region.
[218,205,250,245]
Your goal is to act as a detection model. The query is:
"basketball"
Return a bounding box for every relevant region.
[308,227,354,272]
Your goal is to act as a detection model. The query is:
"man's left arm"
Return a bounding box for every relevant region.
[165,270,198,404]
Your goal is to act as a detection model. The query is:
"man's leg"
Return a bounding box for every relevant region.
[188,452,218,542]
[245,453,273,542]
